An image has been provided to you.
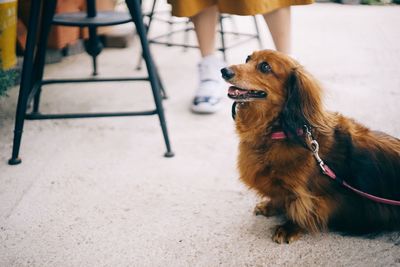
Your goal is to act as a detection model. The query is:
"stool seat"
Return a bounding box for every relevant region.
[53,11,132,27]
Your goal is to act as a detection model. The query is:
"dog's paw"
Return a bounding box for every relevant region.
[272,222,303,244]
[253,198,281,217]
[254,200,271,216]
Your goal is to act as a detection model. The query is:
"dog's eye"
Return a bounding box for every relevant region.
[258,62,272,73]
[245,56,251,63]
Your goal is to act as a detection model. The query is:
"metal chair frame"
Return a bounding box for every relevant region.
[142,0,263,62]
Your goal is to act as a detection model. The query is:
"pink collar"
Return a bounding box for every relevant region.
[271,129,304,139]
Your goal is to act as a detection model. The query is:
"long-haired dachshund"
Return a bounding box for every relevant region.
[221,50,400,244]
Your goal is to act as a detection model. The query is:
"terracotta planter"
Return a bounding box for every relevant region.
[18,0,116,50]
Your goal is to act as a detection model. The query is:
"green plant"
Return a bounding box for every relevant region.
[0,58,17,97]
[361,0,392,4]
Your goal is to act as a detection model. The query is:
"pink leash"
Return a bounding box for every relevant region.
[320,161,400,206]
[271,128,400,206]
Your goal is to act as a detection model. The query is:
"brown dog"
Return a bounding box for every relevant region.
[221,50,400,244]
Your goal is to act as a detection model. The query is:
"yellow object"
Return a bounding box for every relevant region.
[0,0,17,70]
[168,0,313,17]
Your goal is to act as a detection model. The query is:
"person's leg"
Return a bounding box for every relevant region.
[191,5,219,57]
[189,5,226,114]
[263,7,291,54]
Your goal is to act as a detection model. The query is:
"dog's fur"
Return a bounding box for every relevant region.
[223,50,400,244]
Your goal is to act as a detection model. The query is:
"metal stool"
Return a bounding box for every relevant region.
[8,0,174,165]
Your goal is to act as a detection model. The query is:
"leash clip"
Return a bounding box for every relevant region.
[303,125,327,174]
[310,140,325,169]
[308,135,336,178]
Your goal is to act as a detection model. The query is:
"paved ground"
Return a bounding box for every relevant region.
[1,3,400,267]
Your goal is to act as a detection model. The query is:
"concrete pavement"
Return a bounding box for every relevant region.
[0,3,399,266]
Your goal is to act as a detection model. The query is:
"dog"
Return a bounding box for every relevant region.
[221,50,400,244]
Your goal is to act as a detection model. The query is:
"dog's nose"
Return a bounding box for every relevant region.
[221,67,235,80]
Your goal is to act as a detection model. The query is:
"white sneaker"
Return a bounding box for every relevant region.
[191,54,226,114]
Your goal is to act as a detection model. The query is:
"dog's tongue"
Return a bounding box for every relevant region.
[228,86,248,97]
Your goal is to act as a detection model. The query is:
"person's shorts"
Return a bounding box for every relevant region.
[168,0,314,17]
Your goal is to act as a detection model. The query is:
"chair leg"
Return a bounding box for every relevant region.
[135,0,156,70]
[219,15,227,62]
[126,0,174,157]
[167,17,173,47]
[32,0,57,114]
[253,16,263,50]
[227,15,239,38]
[146,0,157,30]
[9,1,42,165]
[183,19,190,52]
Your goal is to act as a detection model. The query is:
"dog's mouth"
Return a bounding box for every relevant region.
[227,86,267,101]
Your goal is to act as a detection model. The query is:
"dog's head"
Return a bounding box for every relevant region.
[221,50,328,139]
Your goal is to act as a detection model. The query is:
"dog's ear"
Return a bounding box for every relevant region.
[280,68,324,141]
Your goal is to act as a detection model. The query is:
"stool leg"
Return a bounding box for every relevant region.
[134,0,167,99]
[84,0,103,76]
[126,0,174,157]
[134,0,156,70]
[9,1,42,165]
[155,67,168,99]
[84,26,103,76]
[32,0,57,114]
[136,60,167,101]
